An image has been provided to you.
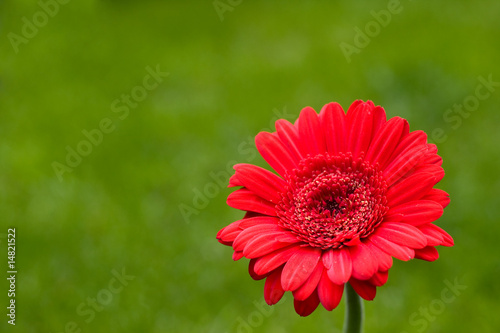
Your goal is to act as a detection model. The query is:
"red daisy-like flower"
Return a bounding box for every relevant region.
[216,100,453,316]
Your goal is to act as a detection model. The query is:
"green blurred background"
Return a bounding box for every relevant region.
[1,0,499,332]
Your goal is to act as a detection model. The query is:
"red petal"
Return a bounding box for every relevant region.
[233,164,286,204]
[217,238,232,247]
[373,222,427,249]
[217,220,244,245]
[424,154,442,165]
[366,243,393,271]
[418,224,454,247]
[233,251,243,260]
[422,144,442,165]
[249,259,269,280]
[349,242,378,280]
[228,173,243,187]
[322,249,334,269]
[232,224,281,251]
[414,246,439,261]
[227,188,277,216]
[349,279,376,301]
[253,245,301,276]
[365,117,407,167]
[369,235,415,261]
[275,233,299,243]
[383,144,430,186]
[218,216,278,244]
[275,119,306,161]
[323,247,352,284]
[347,100,363,114]
[243,211,262,219]
[412,164,445,183]
[319,102,347,155]
[243,231,297,258]
[421,188,450,208]
[346,101,375,158]
[418,227,443,246]
[318,269,344,311]
[433,224,454,247]
[298,106,326,155]
[264,267,285,305]
[281,247,322,291]
[294,290,320,316]
[370,106,388,141]
[384,130,427,170]
[255,131,298,177]
[385,200,444,226]
[369,270,389,287]
[238,216,279,228]
[386,172,439,207]
[293,261,324,301]
[427,143,438,154]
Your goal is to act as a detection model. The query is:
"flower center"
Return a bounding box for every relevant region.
[276,152,388,249]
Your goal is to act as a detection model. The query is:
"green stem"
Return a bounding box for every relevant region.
[343,283,364,333]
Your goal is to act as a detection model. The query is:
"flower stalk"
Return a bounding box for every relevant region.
[343,283,364,333]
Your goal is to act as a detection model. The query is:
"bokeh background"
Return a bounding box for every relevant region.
[1,0,499,332]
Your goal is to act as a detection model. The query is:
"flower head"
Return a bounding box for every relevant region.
[216,100,453,316]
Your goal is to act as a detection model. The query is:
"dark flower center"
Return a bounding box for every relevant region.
[276,152,388,249]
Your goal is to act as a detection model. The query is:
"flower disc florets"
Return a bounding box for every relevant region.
[277,152,388,249]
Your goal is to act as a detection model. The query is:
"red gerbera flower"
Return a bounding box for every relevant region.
[216,100,453,316]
